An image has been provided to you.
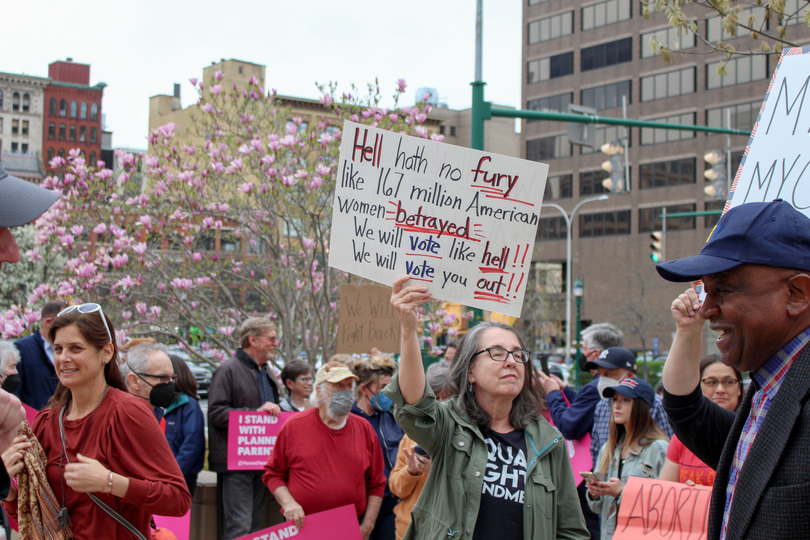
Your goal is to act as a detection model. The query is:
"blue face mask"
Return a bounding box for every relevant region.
[369,392,393,412]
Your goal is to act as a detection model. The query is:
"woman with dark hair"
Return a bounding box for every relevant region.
[279,360,314,412]
[386,276,588,540]
[587,378,668,540]
[165,355,206,496]
[658,354,742,486]
[0,304,190,539]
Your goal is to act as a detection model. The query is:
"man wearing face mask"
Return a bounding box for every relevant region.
[351,354,403,540]
[264,360,386,540]
[121,343,177,424]
[587,347,674,466]
[0,342,21,395]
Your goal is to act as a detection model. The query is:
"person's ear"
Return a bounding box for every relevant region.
[785,273,810,318]
[285,379,294,392]
[126,372,139,389]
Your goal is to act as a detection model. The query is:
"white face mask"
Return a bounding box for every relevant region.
[597,373,628,398]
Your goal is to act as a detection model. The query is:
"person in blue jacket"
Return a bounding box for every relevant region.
[166,354,206,496]
[14,301,67,410]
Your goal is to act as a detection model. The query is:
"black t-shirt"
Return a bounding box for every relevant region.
[473,428,527,540]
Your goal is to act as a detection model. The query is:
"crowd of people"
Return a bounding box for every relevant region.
[3,168,810,539]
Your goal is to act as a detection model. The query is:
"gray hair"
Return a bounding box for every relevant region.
[239,317,277,348]
[426,361,451,396]
[0,341,20,373]
[581,323,623,352]
[120,342,169,378]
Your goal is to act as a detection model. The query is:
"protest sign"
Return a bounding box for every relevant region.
[227,411,294,470]
[234,504,361,540]
[336,283,399,353]
[613,477,711,540]
[328,121,548,318]
[728,47,810,217]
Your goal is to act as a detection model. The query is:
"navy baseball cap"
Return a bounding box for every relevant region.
[584,347,637,372]
[603,377,656,407]
[0,165,59,228]
[656,200,810,282]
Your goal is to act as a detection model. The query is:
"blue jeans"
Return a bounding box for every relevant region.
[220,471,269,540]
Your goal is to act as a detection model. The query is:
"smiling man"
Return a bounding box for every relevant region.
[657,199,810,540]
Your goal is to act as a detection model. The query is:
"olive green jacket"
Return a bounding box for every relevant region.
[384,374,589,540]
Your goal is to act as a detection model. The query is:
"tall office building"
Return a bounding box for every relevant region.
[522,0,809,352]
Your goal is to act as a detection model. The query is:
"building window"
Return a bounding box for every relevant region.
[581,37,633,72]
[70,101,78,118]
[638,157,696,189]
[91,103,99,121]
[529,0,553,5]
[59,124,66,140]
[80,102,88,119]
[48,123,56,139]
[579,209,631,237]
[640,112,696,145]
[0,90,3,109]
[60,99,67,117]
[47,147,54,162]
[639,203,696,232]
[527,134,572,161]
[641,67,696,102]
[707,56,767,89]
[90,127,98,143]
[528,11,574,44]
[10,142,18,153]
[544,174,574,200]
[11,119,19,135]
[527,93,573,120]
[58,148,65,158]
[21,143,28,154]
[582,0,631,30]
[581,125,630,155]
[781,0,810,26]
[89,151,96,164]
[704,200,724,228]
[528,52,574,83]
[707,6,768,41]
[69,125,77,142]
[537,216,568,241]
[641,26,697,58]
[22,94,30,113]
[21,120,29,136]
[49,98,57,116]
[440,125,446,135]
[12,92,20,111]
[581,80,631,110]
[450,126,457,137]
[580,170,612,196]
[706,100,760,132]
[80,126,87,142]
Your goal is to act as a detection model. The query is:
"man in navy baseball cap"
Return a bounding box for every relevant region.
[584,346,638,373]
[0,164,59,272]
[659,199,810,538]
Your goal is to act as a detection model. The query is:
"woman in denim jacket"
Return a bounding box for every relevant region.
[586,378,669,540]
[385,276,589,540]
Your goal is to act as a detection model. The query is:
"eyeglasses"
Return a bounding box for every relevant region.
[472,346,531,364]
[58,303,112,344]
[701,378,741,388]
[295,377,313,383]
[136,372,178,385]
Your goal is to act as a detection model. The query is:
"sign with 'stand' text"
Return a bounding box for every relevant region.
[227,411,294,470]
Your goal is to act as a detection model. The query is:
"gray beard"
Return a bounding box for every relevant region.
[324,406,349,429]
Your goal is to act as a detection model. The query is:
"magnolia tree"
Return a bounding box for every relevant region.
[0,75,462,367]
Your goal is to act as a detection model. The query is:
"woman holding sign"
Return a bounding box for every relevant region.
[385,275,589,540]
[586,378,668,540]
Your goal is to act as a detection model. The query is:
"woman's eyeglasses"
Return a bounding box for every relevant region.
[57,303,112,344]
[701,378,741,388]
[472,346,531,364]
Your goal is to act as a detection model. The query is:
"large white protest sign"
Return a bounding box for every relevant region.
[328,121,548,318]
[728,47,810,216]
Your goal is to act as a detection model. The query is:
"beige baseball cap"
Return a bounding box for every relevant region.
[314,361,359,387]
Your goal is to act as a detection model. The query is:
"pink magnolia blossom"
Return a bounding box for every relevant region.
[139,216,152,229]
[201,103,215,114]
[214,70,224,81]
[171,278,193,290]
[192,252,202,262]
[301,237,316,250]
[295,280,305,291]
[220,326,236,337]
[93,224,107,235]
[135,303,147,315]
[133,243,147,255]
[316,165,331,177]
[189,78,199,87]
[210,84,223,96]
[396,79,407,92]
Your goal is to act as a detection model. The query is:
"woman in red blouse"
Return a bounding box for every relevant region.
[659,354,743,486]
[1,304,190,539]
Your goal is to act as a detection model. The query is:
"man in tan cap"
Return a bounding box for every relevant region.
[263,360,386,540]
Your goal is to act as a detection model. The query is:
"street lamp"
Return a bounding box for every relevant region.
[542,194,609,365]
[573,277,584,390]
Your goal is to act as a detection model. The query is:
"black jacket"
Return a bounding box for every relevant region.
[664,344,810,539]
[15,329,58,410]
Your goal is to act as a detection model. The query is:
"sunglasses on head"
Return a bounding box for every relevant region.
[57,303,113,344]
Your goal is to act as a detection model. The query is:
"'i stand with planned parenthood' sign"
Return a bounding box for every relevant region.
[328,121,549,318]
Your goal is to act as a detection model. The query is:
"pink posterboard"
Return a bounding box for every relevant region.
[228,411,294,470]
[542,409,592,485]
[23,403,38,425]
[613,477,712,540]
[154,511,191,540]
[234,504,361,540]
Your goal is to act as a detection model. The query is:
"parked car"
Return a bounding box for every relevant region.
[166,346,215,398]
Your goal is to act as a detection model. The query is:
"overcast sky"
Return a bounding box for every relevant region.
[6,0,522,150]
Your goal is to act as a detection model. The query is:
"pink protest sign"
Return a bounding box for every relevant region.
[542,409,592,485]
[234,504,361,540]
[23,403,38,425]
[228,411,294,470]
[154,511,191,540]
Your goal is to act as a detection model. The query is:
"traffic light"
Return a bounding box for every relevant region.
[650,231,663,262]
[704,150,726,200]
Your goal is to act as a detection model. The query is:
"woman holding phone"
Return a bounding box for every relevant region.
[586,378,668,540]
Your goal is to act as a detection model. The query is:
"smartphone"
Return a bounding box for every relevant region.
[695,282,707,303]
[580,471,601,482]
[414,445,429,457]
